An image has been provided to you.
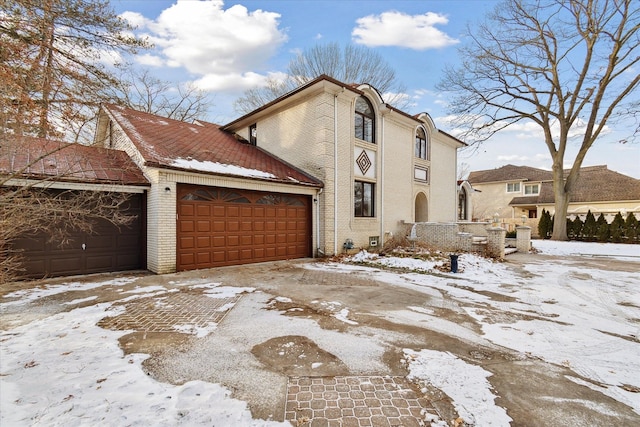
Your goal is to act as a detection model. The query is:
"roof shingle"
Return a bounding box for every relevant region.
[104,104,323,188]
[1,136,149,186]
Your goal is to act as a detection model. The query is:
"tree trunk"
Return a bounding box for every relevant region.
[551,170,569,241]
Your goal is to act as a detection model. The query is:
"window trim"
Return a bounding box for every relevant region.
[414,167,429,183]
[506,182,521,193]
[354,180,375,218]
[524,183,539,195]
[354,97,375,144]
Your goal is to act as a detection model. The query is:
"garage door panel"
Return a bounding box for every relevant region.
[180,204,194,216]
[177,185,311,270]
[180,220,195,232]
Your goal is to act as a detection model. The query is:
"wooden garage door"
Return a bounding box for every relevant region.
[10,193,145,279]
[177,185,311,271]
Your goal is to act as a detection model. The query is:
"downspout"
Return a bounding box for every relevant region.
[380,111,385,246]
[334,92,339,255]
[316,188,324,256]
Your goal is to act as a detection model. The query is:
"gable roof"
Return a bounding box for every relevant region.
[468,164,553,184]
[508,165,640,205]
[0,135,149,187]
[102,104,323,188]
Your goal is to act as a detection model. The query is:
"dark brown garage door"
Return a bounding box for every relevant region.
[10,193,145,279]
[177,185,311,271]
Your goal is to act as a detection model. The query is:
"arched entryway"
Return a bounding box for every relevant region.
[415,192,428,222]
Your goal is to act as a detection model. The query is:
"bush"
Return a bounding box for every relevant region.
[625,213,639,243]
[596,214,610,242]
[582,210,597,241]
[538,209,552,239]
[610,212,625,243]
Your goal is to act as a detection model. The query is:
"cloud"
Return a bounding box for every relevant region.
[352,11,459,50]
[120,0,287,91]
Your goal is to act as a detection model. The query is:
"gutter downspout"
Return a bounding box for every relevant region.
[316,188,324,256]
[334,92,339,255]
[379,112,385,247]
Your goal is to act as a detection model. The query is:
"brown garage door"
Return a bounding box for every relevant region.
[10,193,145,279]
[177,185,311,271]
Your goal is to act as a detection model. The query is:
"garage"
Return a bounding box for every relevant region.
[11,193,145,279]
[177,184,312,270]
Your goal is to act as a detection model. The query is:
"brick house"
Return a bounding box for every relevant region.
[468,164,640,231]
[95,75,465,274]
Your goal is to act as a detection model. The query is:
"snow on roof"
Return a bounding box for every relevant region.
[103,104,322,187]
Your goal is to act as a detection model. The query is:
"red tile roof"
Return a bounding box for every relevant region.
[0,135,149,186]
[103,104,323,188]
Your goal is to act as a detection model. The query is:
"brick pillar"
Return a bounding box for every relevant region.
[486,227,506,259]
[516,226,531,253]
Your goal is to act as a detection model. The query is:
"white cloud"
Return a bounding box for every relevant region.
[135,53,165,67]
[352,11,459,50]
[120,0,287,91]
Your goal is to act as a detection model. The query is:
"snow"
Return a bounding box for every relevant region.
[171,158,276,179]
[1,240,639,425]
[404,349,512,426]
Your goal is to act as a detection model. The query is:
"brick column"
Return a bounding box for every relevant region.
[486,227,506,259]
[516,226,531,253]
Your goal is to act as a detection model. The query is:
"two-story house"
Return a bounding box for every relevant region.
[91,74,465,274]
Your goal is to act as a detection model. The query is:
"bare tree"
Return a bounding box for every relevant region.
[0,135,139,283]
[110,68,214,122]
[438,0,639,240]
[234,42,407,114]
[0,0,147,142]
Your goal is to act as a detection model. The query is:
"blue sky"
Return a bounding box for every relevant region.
[112,0,640,178]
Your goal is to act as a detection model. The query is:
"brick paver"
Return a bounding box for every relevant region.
[285,376,439,426]
[98,292,240,332]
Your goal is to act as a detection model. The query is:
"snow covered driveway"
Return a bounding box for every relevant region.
[1,240,639,426]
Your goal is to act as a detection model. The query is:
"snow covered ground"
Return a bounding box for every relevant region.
[1,240,639,426]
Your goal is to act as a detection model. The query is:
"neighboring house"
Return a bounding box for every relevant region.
[468,164,640,230]
[95,74,465,274]
[1,136,150,278]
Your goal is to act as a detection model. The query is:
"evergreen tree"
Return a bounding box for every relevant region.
[566,218,574,240]
[572,216,584,241]
[610,212,626,243]
[625,213,639,243]
[596,214,610,242]
[582,210,597,241]
[538,209,551,239]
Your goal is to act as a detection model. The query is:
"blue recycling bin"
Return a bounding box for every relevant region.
[449,254,459,273]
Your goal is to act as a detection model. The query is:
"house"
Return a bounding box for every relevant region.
[1,136,150,278]
[467,164,640,231]
[95,75,465,274]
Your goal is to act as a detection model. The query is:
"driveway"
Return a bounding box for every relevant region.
[1,243,639,426]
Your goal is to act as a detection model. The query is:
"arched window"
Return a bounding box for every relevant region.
[415,127,428,159]
[458,188,468,221]
[354,97,375,144]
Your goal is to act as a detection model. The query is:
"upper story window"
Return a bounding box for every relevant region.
[506,182,520,193]
[249,123,257,145]
[354,97,375,144]
[415,127,428,159]
[524,184,539,195]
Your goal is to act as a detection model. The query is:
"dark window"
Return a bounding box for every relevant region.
[415,127,428,159]
[249,123,257,145]
[458,189,467,220]
[354,181,375,217]
[355,97,375,144]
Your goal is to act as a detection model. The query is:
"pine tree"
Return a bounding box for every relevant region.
[572,216,584,241]
[582,210,597,241]
[610,212,626,243]
[596,214,610,242]
[538,209,551,239]
[625,213,639,243]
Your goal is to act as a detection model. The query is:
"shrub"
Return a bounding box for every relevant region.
[582,210,597,241]
[625,213,638,243]
[610,212,625,243]
[596,214,610,242]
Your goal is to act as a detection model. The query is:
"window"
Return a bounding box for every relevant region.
[354,97,375,143]
[524,184,539,195]
[249,123,257,145]
[506,182,520,193]
[458,189,468,220]
[354,181,375,217]
[415,127,428,159]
